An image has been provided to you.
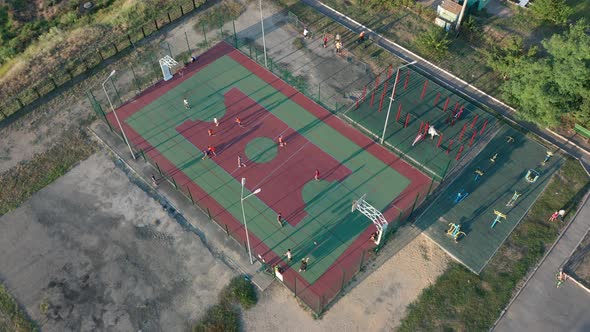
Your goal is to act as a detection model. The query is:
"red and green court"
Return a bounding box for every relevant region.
[105,42,430,309]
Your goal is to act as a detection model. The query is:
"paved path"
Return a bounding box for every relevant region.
[301,0,590,170]
[493,194,590,332]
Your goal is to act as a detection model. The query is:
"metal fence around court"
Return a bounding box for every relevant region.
[83,0,438,316]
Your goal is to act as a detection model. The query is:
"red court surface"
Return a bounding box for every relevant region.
[105,42,431,312]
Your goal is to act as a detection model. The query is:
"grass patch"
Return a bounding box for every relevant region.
[219,276,258,309]
[399,158,590,331]
[0,284,36,332]
[0,128,96,216]
[193,275,258,332]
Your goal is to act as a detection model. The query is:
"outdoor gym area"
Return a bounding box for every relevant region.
[414,126,562,273]
[344,65,497,180]
[95,41,431,313]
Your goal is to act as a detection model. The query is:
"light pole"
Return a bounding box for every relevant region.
[241,177,262,264]
[102,70,135,160]
[259,0,268,68]
[381,61,417,145]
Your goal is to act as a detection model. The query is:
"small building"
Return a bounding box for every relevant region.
[435,0,463,31]
[435,0,491,31]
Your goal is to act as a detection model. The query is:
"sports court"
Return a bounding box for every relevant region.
[344,66,496,180]
[414,126,563,273]
[104,42,430,310]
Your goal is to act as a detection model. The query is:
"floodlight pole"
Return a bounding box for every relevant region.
[241,178,261,265]
[381,61,417,145]
[259,0,268,68]
[102,70,135,160]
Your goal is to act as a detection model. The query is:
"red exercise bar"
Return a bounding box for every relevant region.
[419,121,424,133]
[469,130,477,146]
[456,145,464,161]
[404,70,410,90]
[453,102,459,113]
[361,85,367,103]
[480,119,488,135]
[447,139,454,154]
[437,133,443,148]
[434,92,440,107]
[387,64,393,79]
[459,123,467,140]
[420,80,429,101]
[404,113,410,128]
[378,81,388,112]
[370,76,379,107]
[424,122,430,135]
[471,114,478,129]
[443,97,450,112]
[396,103,402,122]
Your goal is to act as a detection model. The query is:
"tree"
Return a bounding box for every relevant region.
[485,36,537,80]
[500,20,590,127]
[530,0,572,25]
[416,27,451,59]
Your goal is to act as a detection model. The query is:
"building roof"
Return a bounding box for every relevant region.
[440,0,463,15]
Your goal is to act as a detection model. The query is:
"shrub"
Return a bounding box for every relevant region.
[192,303,240,332]
[219,276,258,309]
[416,26,451,59]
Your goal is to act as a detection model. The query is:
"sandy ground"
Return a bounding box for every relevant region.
[0,151,234,331]
[243,235,449,332]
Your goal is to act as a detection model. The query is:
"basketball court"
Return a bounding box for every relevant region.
[103,41,431,312]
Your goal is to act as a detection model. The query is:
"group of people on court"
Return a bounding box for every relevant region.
[304,27,368,55]
[183,97,329,275]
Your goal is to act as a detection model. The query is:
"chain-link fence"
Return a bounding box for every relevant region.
[82,0,435,316]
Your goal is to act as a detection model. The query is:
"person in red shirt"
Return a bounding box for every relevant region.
[208,129,214,136]
[235,117,244,127]
[278,135,287,147]
[314,169,320,181]
[207,145,217,157]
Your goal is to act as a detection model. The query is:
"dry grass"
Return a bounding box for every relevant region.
[0,128,96,216]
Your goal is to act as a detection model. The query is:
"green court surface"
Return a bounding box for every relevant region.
[414,126,563,273]
[344,68,496,180]
[124,53,412,284]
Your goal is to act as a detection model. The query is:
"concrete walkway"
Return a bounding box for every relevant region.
[301,0,590,170]
[493,193,590,332]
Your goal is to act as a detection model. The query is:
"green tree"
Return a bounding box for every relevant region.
[415,27,451,59]
[530,0,572,25]
[500,20,590,127]
[485,36,537,80]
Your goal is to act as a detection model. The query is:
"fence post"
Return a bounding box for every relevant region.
[225,224,229,236]
[202,22,208,48]
[171,177,178,189]
[154,19,159,30]
[139,149,146,161]
[167,12,172,23]
[183,185,195,205]
[185,31,192,55]
[109,76,123,106]
[193,0,196,9]
[127,34,133,48]
[232,20,237,47]
[130,67,141,94]
[155,162,163,175]
[180,5,184,16]
[427,177,435,197]
[340,269,346,293]
[33,87,41,98]
[359,250,365,272]
[207,208,212,220]
[141,26,146,38]
[112,43,118,54]
[442,159,452,180]
[410,193,420,217]
[318,84,321,102]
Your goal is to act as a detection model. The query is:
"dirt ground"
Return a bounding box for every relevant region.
[0,151,234,331]
[0,1,452,330]
[243,235,449,331]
